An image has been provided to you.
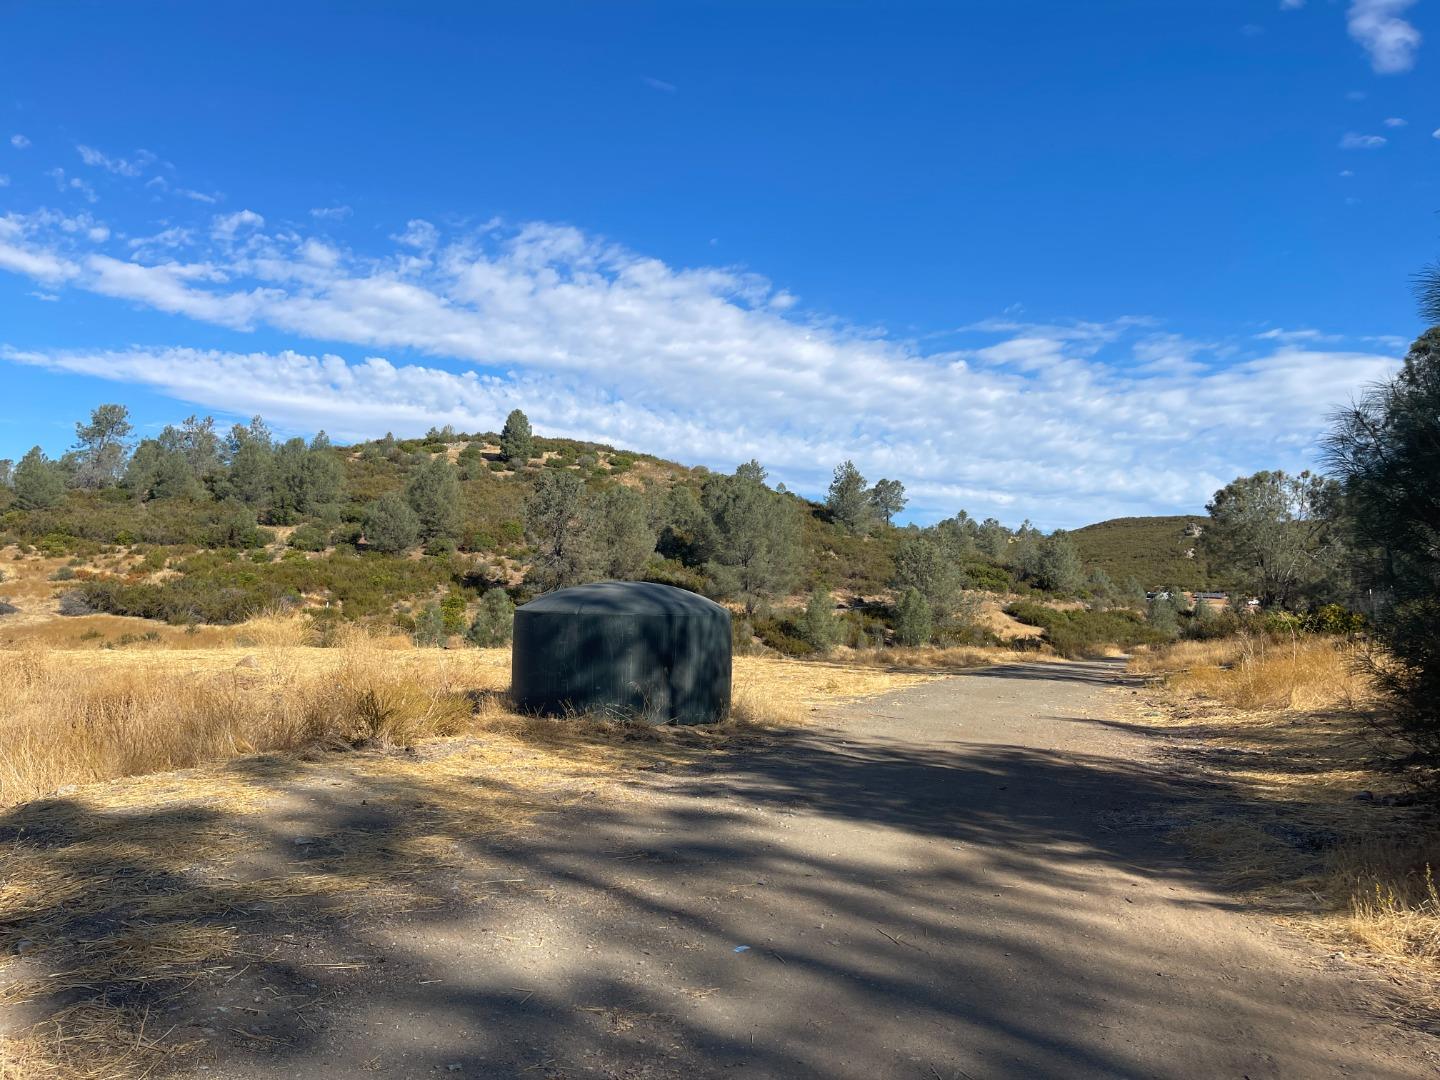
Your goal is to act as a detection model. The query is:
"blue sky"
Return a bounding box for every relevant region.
[0,1,1434,527]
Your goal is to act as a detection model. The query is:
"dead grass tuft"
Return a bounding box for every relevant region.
[1132,633,1369,712]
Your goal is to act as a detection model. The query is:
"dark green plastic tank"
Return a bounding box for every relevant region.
[511,581,732,725]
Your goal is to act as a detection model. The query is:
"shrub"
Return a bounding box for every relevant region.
[1006,600,1170,658]
[795,589,840,653]
[892,587,934,646]
[50,566,78,582]
[754,616,815,658]
[288,523,330,551]
[466,588,515,646]
[440,591,468,634]
[412,603,449,647]
[362,492,420,554]
[58,590,95,617]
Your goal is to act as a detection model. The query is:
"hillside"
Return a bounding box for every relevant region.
[1070,515,1210,590]
[1,404,1189,655]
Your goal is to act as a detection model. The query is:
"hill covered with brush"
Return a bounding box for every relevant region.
[0,404,1185,652]
[1069,515,1212,591]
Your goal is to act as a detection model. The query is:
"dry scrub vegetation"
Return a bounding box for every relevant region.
[1128,634,1440,1017]
[0,614,943,1078]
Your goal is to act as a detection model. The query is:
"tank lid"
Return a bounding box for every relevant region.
[517,580,727,617]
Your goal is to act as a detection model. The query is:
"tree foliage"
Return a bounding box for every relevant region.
[1199,470,1346,609]
[362,492,421,554]
[825,460,873,533]
[702,464,800,614]
[893,586,934,646]
[405,456,462,541]
[891,534,965,616]
[796,588,840,653]
[1324,327,1440,756]
[467,588,516,646]
[869,478,907,524]
[524,470,589,593]
[72,404,133,489]
[14,446,66,510]
[500,409,534,465]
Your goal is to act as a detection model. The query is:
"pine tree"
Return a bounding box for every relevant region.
[72,404,133,488]
[869,478,907,525]
[702,464,800,614]
[826,460,873,533]
[500,409,534,465]
[13,447,65,510]
[405,457,462,542]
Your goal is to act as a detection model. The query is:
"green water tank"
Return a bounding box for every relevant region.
[511,581,732,725]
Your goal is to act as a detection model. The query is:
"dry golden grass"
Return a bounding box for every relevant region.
[1130,634,1370,712]
[1128,635,1440,1013]
[0,629,935,1078]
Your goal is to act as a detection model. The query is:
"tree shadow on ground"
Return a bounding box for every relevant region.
[0,661,1429,1078]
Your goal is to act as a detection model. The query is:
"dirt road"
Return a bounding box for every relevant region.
[198,660,1437,1079]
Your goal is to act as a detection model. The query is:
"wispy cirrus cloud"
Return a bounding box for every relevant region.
[0,199,1403,525]
[1348,0,1421,74]
[76,144,156,177]
[1339,131,1387,148]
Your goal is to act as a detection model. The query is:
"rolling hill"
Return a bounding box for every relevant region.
[1069,514,1211,590]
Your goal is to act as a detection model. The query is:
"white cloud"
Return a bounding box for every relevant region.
[44,167,98,203]
[310,205,353,220]
[0,206,1408,525]
[1348,0,1421,74]
[0,175,8,187]
[9,134,29,149]
[1384,116,1408,126]
[0,336,1397,527]
[177,188,221,205]
[211,209,265,240]
[75,144,155,177]
[1340,131,1387,148]
[642,76,678,93]
[1340,168,1355,176]
[1280,0,1304,8]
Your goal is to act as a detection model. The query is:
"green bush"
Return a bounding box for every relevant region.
[892,587,934,646]
[1006,600,1170,658]
[412,603,449,647]
[754,615,815,657]
[288,523,330,551]
[795,589,840,653]
[466,588,515,646]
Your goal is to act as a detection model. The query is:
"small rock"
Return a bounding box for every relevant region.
[55,785,78,797]
[446,1066,462,1073]
[292,836,317,846]
[1353,790,1376,802]
[15,939,36,956]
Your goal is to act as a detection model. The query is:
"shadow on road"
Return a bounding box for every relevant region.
[0,659,1423,1078]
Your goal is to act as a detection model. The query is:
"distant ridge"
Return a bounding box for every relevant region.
[1070,514,1211,590]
